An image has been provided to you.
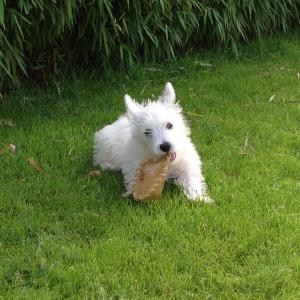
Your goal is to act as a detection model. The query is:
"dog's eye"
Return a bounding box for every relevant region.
[166,122,173,129]
[144,129,152,136]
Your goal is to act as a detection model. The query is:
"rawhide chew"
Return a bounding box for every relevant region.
[132,155,170,202]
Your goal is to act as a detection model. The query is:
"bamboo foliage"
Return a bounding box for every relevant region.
[0,0,299,90]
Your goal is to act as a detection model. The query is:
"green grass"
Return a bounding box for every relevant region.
[1,34,300,299]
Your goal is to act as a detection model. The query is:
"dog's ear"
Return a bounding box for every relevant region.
[124,94,140,117]
[160,82,176,105]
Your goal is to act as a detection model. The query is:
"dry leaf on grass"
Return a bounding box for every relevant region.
[84,210,100,217]
[194,61,213,68]
[8,144,16,154]
[240,135,249,155]
[0,144,16,155]
[144,67,162,72]
[27,157,43,173]
[268,94,276,102]
[260,72,271,78]
[186,112,204,117]
[0,119,14,127]
[87,170,102,177]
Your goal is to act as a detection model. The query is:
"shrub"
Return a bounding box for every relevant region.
[0,0,299,90]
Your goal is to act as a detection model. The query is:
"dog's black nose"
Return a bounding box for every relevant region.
[160,142,171,153]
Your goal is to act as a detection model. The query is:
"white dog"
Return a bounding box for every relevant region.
[93,82,213,203]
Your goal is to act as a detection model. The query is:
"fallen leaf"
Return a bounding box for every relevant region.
[186,112,204,117]
[67,148,74,155]
[260,72,271,78]
[194,62,213,68]
[268,94,276,102]
[84,210,100,217]
[144,67,162,72]
[88,170,102,177]
[0,144,16,155]
[27,157,43,172]
[240,134,249,155]
[243,136,249,151]
[0,119,14,127]
[8,144,16,154]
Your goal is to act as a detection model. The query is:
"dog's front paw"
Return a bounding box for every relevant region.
[185,186,214,204]
[122,190,131,198]
[188,193,214,204]
[200,195,214,204]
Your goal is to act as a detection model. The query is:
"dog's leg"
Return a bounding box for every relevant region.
[121,164,139,198]
[122,178,134,198]
[98,162,118,170]
[175,172,214,203]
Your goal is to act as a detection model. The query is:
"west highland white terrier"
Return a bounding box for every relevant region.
[93,82,213,203]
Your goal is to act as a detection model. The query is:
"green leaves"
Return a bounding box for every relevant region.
[0,0,4,27]
[0,0,300,90]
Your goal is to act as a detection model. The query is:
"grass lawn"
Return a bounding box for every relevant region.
[1,34,300,299]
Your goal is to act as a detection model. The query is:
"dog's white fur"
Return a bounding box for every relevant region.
[93,82,213,202]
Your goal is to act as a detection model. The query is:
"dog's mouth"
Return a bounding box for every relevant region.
[169,152,176,161]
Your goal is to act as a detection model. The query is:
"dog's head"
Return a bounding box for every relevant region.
[124,82,190,159]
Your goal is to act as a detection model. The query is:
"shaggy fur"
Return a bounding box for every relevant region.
[93,82,213,202]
